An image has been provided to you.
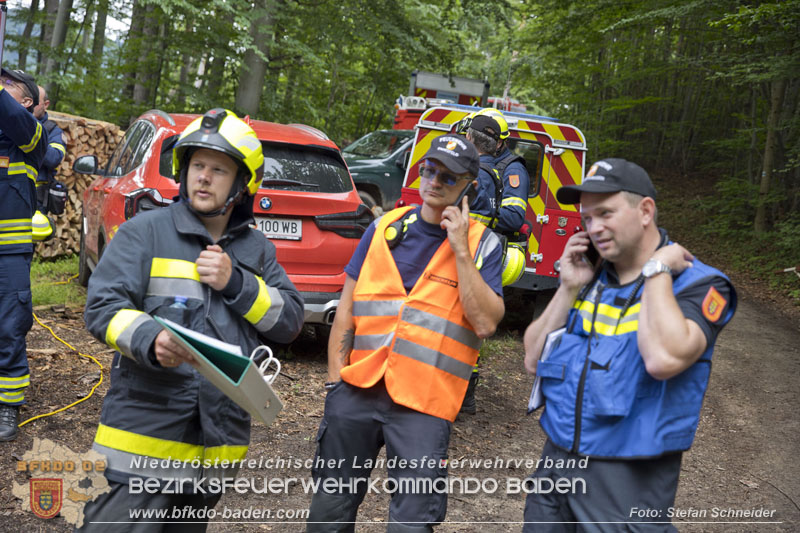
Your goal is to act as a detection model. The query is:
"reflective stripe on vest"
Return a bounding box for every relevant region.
[573,300,640,336]
[341,207,487,421]
[105,309,154,360]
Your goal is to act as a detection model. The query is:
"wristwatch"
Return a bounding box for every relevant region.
[642,259,672,279]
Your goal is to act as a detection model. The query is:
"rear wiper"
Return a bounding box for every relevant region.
[261,179,320,188]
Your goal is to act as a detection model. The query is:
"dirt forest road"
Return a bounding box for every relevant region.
[3,291,799,532]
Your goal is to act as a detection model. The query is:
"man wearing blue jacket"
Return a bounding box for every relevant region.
[0,68,48,441]
[522,159,736,532]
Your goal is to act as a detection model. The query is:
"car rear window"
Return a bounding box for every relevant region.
[261,143,353,193]
[343,130,414,158]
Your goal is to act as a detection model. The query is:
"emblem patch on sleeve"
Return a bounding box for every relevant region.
[702,286,727,322]
[509,174,520,188]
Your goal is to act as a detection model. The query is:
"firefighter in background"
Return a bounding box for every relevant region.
[306,135,505,532]
[79,109,303,530]
[33,85,67,217]
[457,111,530,414]
[0,68,48,442]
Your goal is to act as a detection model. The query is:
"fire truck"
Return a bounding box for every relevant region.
[393,71,490,130]
[397,104,587,293]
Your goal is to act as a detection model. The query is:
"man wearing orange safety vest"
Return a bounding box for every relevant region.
[306,135,505,533]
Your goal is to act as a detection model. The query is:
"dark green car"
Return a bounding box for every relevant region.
[342,129,414,210]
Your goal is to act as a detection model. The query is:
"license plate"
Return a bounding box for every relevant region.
[255,217,302,240]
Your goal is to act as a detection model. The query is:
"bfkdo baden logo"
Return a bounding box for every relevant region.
[30,478,63,519]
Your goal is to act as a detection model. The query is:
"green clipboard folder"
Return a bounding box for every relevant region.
[153,316,283,426]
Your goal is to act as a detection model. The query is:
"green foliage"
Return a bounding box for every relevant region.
[30,256,87,308]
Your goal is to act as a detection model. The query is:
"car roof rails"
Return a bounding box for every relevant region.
[144,109,176,126]
[287,123,330,141]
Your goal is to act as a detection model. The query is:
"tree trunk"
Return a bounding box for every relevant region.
[131,4,159,122]
[44,0,73,86]
[176,16,195,105]
[753,79,787,233]
[17,0,40,71]
[38,0,60,72]
[234,1,274,117]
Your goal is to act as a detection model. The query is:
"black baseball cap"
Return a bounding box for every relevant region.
[556,158,656,204]
[422,135,480,178]
[470,114,501,140]
[1,68,39,107]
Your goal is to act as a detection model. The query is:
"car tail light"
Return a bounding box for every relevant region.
[313,204,374,239]
[124,188,173,220]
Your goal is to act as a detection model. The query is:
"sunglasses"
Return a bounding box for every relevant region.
[420,163,468,186]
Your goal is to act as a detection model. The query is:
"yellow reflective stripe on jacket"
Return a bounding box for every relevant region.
[501,196,528,210]
[244,276,271,323]
[18,121,43,153]
[95,424,204,461]
[242,275,287,333]
[204,444,249,463]
[148,258,204,300]
[7,161,38,182]
[469,212,494,226]
[105,309,151,357]
[0,374,30,388]
[574,300,640,336]
[150,257,200,280]
[95,424,248,464]
[0,217,33,245]
[49,142,66,156]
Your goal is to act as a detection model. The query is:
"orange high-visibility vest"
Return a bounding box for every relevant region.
[340,206,487,421]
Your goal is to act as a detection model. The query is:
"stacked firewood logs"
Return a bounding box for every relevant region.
[35,111,124,258]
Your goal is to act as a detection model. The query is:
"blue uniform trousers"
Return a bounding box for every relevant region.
[308,380,452,532]
[0,253,33,405]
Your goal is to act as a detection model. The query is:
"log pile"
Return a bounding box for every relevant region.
[35,111,125,259]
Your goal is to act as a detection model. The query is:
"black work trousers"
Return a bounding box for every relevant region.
[307,380,452,532]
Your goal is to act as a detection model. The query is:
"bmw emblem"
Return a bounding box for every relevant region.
[260,197,272,210]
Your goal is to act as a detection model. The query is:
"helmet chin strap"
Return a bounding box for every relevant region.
[179,168,247,218]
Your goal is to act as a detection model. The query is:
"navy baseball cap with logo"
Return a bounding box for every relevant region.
[470,114,501,141]
[422,135,480,178]
[1,68,39,107]
[556,158,656,205]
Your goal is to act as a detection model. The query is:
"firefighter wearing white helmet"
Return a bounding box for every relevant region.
[80,109,304,529]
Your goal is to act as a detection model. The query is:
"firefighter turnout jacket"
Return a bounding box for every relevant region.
[84,201,303,485]
[0,86,47,254]
[340,207,493,422]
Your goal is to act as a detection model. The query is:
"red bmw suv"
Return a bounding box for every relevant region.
[73,109,373,325]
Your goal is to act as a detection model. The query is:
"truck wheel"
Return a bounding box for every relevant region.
[358,190,377,209]
[77,215,91,287]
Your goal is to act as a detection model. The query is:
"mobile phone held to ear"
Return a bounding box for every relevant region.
[453,181,478,208]
[584,240,600,267]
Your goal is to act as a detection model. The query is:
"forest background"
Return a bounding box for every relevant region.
[3,0,799,303]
